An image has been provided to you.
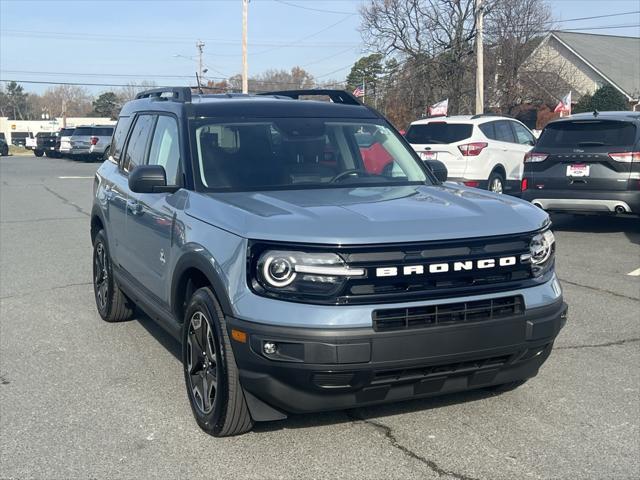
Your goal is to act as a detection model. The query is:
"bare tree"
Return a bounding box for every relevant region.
[39,85,93,117]
[484,0,553,113]
[116,81,158,103]
[228,67,315,93]
[360,0,477,115]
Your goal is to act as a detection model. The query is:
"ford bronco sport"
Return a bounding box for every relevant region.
[91,87,567,437]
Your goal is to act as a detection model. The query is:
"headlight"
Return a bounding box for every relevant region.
[255,250,365,300]
[527,229,555,276]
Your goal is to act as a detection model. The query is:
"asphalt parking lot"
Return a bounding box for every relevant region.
[1,153,638,480]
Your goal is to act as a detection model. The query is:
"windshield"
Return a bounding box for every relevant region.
[406,122,473,144]
[537,120,637,148]
[192,118,430,191]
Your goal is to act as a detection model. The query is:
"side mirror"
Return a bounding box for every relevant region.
[424,159,448,183]
[129,164,176,193]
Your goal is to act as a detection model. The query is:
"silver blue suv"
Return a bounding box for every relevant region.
[91,88,567,437]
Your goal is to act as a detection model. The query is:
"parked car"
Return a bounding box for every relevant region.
[70,125,114,161]
[25,132,37,151]
[33,131,58,157]
[0,133,9,156]
[91,88,567,437]
[406,114,536,194]
[10,132,30,147]
[521,111,640,215]
[58,127,76,157]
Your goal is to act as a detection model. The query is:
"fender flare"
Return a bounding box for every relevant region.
[171,251,234,319]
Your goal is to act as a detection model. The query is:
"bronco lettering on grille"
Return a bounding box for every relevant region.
[375,256,518,278]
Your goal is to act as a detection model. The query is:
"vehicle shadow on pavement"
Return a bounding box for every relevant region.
[253,388,501,434]
[136,313,182,360]
[550,213,640,246]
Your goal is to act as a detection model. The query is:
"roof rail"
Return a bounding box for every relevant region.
[135,87,192,102]
[258,89,361,106]
[470,112,512,120]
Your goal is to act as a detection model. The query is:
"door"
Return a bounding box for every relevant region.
[117,114,156,282]
[101,116,133,266]
[125,114,182,301]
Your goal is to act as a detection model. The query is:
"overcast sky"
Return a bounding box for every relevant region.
[1,0,639,94]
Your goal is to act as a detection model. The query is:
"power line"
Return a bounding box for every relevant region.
[272,0,356,15]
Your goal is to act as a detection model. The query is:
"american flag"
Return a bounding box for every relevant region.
[352,85,365,98]
[554,92,572,116]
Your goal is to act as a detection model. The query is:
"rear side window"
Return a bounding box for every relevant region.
[479,122,495,140]
[537,120,637,148]
[73,127,92,136]
[110,117,133,162]
[494,121,516,143]
[122,115,155,172]
[405,123,472,144]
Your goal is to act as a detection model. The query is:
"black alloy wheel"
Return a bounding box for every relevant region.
[182,287,253,436]
[92,230,134,322]
[186,311,219,414]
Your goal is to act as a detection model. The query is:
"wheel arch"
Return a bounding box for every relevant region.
[490,164,506,179]
[90,206,105,243]
[171,252,234,324]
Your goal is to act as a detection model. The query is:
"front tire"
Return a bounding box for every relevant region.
[92,230,135,322]
[34,149,44,157]
[182,287,253,437]
[488,170,505,194]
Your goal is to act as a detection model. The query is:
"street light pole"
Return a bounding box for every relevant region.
[475,0,484,115]
[242,0,249,94]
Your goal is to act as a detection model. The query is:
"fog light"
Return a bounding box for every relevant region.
[263,342,277,355]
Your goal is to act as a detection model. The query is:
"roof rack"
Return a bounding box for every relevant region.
[470,112,512,119]
[258,89,361,106]
[135,87,192,102]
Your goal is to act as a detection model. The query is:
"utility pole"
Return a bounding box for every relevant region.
[196,40,205,88]
[242,0,249,94]
[475,0,484,115]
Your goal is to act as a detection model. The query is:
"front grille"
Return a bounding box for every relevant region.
[372,354,511,384]
[372,295,524,332]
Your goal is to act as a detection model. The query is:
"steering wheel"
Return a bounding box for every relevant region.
[330,169,366,183]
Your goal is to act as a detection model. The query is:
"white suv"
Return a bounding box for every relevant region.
[406,115,536,194]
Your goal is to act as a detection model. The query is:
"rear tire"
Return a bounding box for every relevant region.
[92,230,135,322]
[488,170,505,194]
[0,145,8,156]
[34,149,44,157]
[182,287,253,437]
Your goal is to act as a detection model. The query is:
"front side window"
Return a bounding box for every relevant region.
[123,114,155,172]
[192,118,429,191]
[511,122,535,145]
[148,115,181,185]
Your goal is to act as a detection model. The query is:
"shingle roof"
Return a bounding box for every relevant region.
[551,31,640,100]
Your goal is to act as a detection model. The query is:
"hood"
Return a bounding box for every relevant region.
[185,184,549,245]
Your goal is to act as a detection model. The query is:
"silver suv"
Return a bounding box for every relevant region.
[91,88,567,437]
[70,125,114,161]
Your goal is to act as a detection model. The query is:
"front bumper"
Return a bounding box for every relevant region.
[227,297,567,418]
[522,189,640,214]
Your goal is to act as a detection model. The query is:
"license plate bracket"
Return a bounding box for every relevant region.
[566,164,590,177]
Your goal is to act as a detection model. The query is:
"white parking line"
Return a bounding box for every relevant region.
[627,268,640,276]
[57,176,94,179]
